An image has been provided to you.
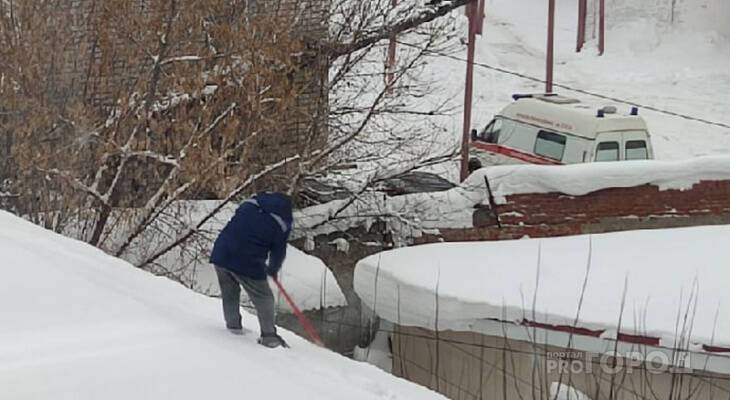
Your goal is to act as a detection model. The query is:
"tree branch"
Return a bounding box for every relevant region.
[324,0,472,59]
[135,155,300,269]
[41,168,108,206]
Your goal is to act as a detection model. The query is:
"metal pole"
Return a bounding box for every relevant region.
[576,0,587,52]
[386,0,398,86]
[546,0,555,93]
[460,2,478,182]
[599,0,605,55]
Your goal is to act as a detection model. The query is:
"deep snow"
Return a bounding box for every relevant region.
[0,211,444,400]
[354,224,730,348]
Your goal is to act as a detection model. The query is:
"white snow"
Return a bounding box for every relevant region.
[465,155,730,204]
[353,327,393,374]
[411,0,730,183]
[0,211,444,399]
[354,224,730,348]
[550,383,592,400]
[295,156,730,240]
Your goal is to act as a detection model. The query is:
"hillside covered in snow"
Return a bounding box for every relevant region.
[0,211,444,400]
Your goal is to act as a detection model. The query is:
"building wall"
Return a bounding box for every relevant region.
[416,179,730,243]
[392,325,730,400]
[45,0,329,199]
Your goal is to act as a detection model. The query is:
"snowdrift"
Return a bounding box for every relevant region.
[354,224,730,348]
[0,211,444,400]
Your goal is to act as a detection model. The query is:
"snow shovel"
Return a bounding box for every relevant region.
[272,277,324,347]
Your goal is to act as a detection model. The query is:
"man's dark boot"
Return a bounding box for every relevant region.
[258,333,289,348]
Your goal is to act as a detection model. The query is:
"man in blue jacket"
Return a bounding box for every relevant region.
[210,192,293,348]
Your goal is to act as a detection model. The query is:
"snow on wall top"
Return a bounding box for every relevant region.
[296,156,730,239]
[467,155,730,204]
[0,211,443,400]
[354,224,730,348]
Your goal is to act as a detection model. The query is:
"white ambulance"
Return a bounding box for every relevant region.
[470,94,654,165]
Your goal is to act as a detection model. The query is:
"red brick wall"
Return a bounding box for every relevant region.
[416,180,730,243]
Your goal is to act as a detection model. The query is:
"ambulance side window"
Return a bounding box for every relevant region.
[534,130,566,161]
[625,140,648,160]
[480,119,503,143]
[595,142,620,162]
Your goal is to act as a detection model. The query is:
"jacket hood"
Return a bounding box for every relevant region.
[254,192,293,226]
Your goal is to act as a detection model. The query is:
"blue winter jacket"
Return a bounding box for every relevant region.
[210,192,293,280]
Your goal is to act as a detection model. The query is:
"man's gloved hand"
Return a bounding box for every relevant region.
[266,266,280,280]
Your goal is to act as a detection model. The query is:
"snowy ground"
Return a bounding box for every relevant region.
[354,224,730,348]
[0,211,444,399]
[418,0,730,180]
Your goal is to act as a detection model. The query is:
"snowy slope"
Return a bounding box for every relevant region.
[0,211,444,400]
[354,224,730,347]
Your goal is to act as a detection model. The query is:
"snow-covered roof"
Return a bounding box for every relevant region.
[354,224,730,352]
[0,211,444,400]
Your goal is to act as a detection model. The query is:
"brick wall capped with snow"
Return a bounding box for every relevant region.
[415,157,730,243]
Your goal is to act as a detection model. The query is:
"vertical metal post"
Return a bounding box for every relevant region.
[546,0,555,93]
[576,0,587,52]
[598,0,605,55]
[460,2,478,181]
[386,0,398,86]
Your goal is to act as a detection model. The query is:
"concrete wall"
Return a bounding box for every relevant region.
[392,325,730,400]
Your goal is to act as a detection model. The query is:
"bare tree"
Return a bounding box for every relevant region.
[0,0,470,281]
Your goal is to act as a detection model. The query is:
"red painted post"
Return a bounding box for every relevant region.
[576,0,587,52]
[598,0,605,55]
[386,0,398,86]
[546,0,555,93]
[460,1,480,182]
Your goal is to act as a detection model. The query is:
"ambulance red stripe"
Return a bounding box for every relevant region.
[471,141,563,165]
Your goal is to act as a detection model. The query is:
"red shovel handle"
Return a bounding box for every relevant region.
[273,278,324,346]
